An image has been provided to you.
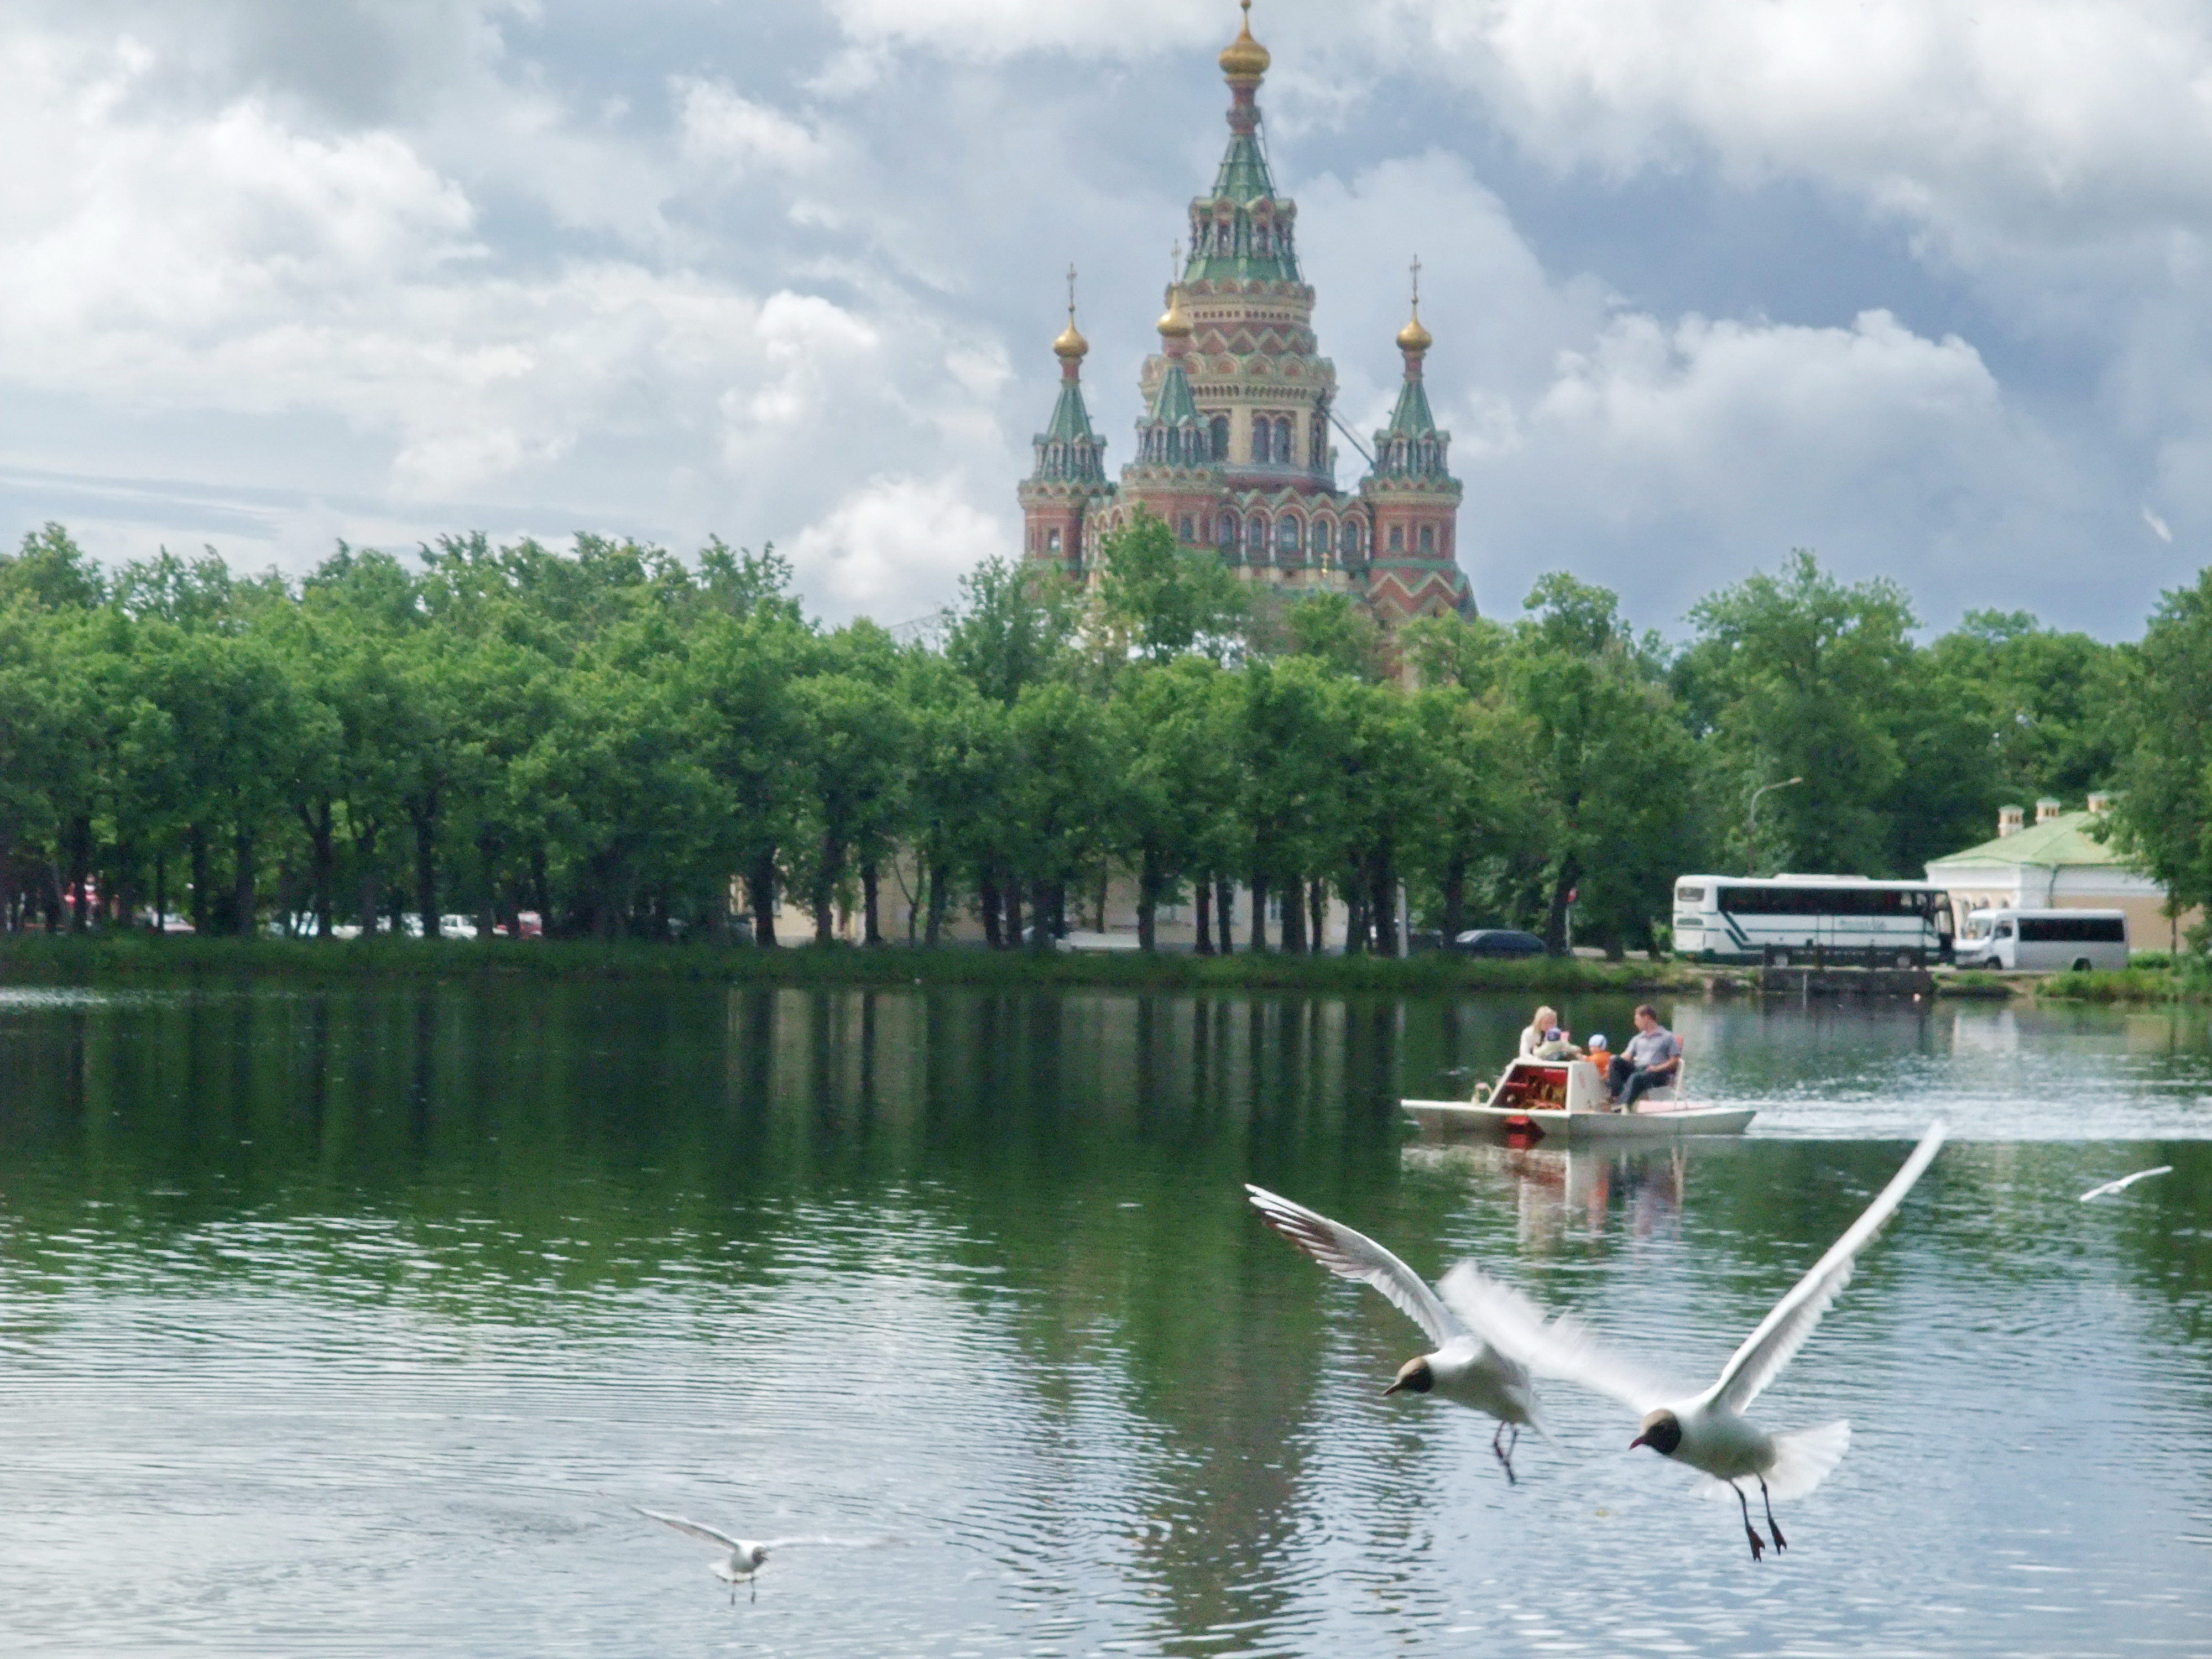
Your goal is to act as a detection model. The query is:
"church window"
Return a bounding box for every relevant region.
[1388,526,1404,552]
[1339,522,1359,558]
[1310,521,1328,557]
[1219,510,1238,545]
[1310,415,1326,467]
[1420,525,1434,553]
[1249,514,1270,560]
[1209,415,1229,459]
[1276,517,1300,556]
[1179,515,1195,542]
[1275,416,1293,463]
[1047,529,1062,553]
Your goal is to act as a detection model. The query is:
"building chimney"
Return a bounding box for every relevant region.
[2087,791,2113,815]
[2035,796,2062,825]
[1998,804,2023,838]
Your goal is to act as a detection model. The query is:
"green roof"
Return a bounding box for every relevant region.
[1042,380,1098,446]
[1149,362,1199,426]
[1927,810,2120,868]
[1379,374,1437,439]
[1183,129,1302,284]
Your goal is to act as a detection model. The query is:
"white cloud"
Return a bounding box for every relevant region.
[675,77,827,178]
[787,474,1010,622]
[2143,504,2175,542]
[1395,0,2212,265]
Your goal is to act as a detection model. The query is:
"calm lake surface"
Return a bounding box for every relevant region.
[1,979,2208,1657]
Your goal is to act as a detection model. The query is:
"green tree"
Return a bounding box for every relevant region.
[2104,568,2212,946]
[1095,510,1250,665]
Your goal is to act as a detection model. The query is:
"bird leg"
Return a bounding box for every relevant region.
[1758,1476,1787,1553]
[1491,1421,1518,1484]
[1730,1482,1765,1561]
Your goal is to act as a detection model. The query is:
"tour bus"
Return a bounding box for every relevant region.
[1955,907,2128,973]
[1672,875,1954,966]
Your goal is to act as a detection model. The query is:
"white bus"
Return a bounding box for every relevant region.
[1955,907,2127,973]
[1672,875,1954,967]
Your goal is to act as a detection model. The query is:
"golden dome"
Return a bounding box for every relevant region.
[1396,303,1433,354]
[1053,309,1089,360]
[1219,0,1270,79]
[1157,284,1194,339]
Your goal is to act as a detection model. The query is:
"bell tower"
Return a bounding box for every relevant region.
[1359,259,1474,623]
[1018,268,1111,572]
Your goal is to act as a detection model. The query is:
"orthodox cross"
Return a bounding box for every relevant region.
[1410,254,1421,309]
[1066,262,1077,322]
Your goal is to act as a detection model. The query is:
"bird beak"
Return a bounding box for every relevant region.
[1629,1431,1652,1449]
[1382,1379,1408,1396]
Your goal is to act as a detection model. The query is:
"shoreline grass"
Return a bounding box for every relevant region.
[0,933,1709,995]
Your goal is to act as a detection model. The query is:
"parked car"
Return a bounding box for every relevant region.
[1448,928,1548,958]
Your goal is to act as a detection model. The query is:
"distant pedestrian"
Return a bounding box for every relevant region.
[1609,1005,1681,1106]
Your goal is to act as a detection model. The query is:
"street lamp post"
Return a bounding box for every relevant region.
[1745,776,1804,875]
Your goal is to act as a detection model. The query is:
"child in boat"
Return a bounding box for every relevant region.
[1531,1025,1582,1060]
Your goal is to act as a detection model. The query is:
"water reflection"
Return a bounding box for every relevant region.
[0,979,2208,1657]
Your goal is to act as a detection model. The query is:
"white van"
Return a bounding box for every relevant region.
[1956,908,2127,972]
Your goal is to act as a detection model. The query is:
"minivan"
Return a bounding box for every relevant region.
[1957,907,2127,972]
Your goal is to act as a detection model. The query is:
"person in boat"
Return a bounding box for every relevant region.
[1608,1005,1681,1106]
[1517,1006,1559,1058]
[1531,1025,1582,1061]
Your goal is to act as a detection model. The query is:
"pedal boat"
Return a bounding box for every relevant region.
[1401,1056,1755,1144]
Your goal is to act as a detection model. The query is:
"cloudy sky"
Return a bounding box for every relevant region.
[3,0,2209,639]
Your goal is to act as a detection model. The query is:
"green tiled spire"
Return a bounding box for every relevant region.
[1184,3,1300,284]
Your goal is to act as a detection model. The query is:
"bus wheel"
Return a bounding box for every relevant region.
[1771,949,1792,968]
[1895,952,1917,969]
[2072,957,2093,973]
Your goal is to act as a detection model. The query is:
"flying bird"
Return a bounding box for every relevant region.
[1446,1123,1947,1559]
[2079,1165,2172,1202]
[1245,1183,1556,1479]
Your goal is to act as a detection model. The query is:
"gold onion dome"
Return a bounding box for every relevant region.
[1219,0,1270,77]
[1397,304,1433,354]
[1157,284,1194,339]
[1053,311,1089,359]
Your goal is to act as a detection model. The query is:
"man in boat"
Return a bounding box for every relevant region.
[1607,1005,1681,1106]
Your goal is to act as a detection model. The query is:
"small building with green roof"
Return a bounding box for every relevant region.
[1924,796,2198,953]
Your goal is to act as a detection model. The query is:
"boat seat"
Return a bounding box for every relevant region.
[1638,1055,1688,1104]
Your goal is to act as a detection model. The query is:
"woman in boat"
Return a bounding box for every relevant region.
[1518,1006,1559,1057]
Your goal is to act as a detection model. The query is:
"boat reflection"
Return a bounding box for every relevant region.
[1405,1138,1741,1250]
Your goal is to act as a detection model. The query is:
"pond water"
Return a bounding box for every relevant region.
[0,979,2208,1657]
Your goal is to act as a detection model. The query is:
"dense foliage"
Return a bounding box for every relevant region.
[0,513,2166,954]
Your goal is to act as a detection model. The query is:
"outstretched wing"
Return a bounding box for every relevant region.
[1246,1185,1463,1348]
[1438,1260,1678,1413]
[635,1506,743,1552]
[2080,1165,2172,1202]
[761,1533,904,1550]
[1707,1122,1947,1415]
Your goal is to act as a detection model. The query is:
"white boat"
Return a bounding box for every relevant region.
[1401,1055,1755,1144]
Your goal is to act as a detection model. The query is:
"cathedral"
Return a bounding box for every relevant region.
[1018,2,1477,627]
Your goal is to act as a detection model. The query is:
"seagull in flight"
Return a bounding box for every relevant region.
[1447,1123,1947,1559]
[633,1507,886,1603]
[1246,1183,1556,1479]
[2079,1165,2172,1202]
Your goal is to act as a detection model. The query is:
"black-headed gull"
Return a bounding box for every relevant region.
[635,1507,859,1603]
[1446,1122,1947,1558]
[1246,1183,1551,1479]
[2079,1165,2172,1202]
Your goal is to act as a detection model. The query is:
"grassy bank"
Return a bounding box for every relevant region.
[0,933,1710,996]
[2037,954,2212,1003]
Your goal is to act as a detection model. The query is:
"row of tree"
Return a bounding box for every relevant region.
[0,512,2184,953]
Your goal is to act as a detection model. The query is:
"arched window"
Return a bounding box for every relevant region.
[1339,521,1359,559]
[1275,417,1293,465]
[1219,510,1238,546]
[1178,514,1195,542]
[1311,415,1327,467]
[1388,525,1404,552]
[1209,414,1229,460]
[1248,514,1270,560]
[1276,517,1300,556]
[1047,529,1062,553]
[1310,520,1329,557]
[1420,525,1434,554]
